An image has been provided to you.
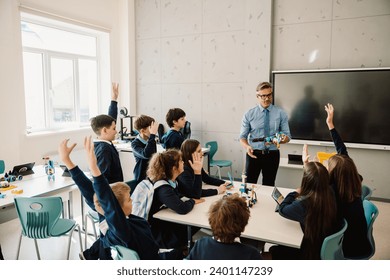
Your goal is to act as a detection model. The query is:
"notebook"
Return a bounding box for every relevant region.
[271,187,285,212]
[12,162,35,176]
[288,154,303,165]
[60,165,71,177]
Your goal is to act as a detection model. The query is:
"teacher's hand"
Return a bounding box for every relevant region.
[247,146,257,158]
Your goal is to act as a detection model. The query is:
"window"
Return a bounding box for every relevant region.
[21,12,110,133]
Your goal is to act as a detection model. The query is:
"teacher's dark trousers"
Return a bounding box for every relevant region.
[245,150,280,186]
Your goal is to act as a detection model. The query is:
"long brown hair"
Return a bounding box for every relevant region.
[208,195,250,243]
[328,154,362,203]
[146,149,182,182]
[181,139,200,167]
[300,162,337,259]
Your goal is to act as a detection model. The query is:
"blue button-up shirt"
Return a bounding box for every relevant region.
[239,104,291,150]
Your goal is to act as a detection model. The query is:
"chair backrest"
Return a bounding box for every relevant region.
[180,121,191,139]
[361,185,373,200]
[0,160,5,174]
[363,200,379,259]
[320,219,348,260]
[205,141,218,161]
[126,179,139,196]
[111,245,140,260]
[14,197,63,239]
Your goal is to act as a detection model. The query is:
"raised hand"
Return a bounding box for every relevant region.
[302,143,310,164]
[84,136,101,177]
[188,151,204,175]
[58,139,77,169]
[325,103,335,130]
[111,82,119,101]
[149,121,159,135]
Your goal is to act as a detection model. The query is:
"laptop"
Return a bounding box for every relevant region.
[60,165,71,177]
[227,172,234,189]
[288,154,303,165]
[12,162,35,176]
[271,187,285,212]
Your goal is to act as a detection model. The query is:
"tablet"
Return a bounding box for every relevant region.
[12,162,35,176]
[60,165,71,177]
[271,187,284,205]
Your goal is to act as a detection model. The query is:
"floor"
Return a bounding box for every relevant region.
[1,200,389,260]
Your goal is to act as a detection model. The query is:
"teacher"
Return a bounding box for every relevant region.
[239,82,291,186]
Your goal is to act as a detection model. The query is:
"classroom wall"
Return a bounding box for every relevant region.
[0,0,134,172]
[134,0,272,178]
[134,0,390,198]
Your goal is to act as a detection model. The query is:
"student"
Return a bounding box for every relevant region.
[268,155,339,260]
[325,103,371,258]
[161,108,186,149]
[58,138,160,260]
[131,115,158,184]
[89,82,123,183]
[145,149,204,250]
[186,195,262,260]
[177,139,228,198]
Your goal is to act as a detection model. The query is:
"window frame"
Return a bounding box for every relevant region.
[21,12,110,134]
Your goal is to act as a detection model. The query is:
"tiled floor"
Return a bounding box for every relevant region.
[1,200,389,260]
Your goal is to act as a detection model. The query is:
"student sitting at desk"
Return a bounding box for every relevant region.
[177,139,228,199]
[186,195,262,260]
[145,149,204,251]
[324,103,370,258]
[267,153,339,260]
[161,108,186,149]
[59,138,160,260]
[131,115,158,184]
[90,82,123,184]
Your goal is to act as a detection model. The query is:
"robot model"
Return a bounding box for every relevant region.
[265,132,286,149]
[43,157,55,181]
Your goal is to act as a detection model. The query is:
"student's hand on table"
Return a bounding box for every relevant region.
[302,144,310,164]
[111,82,119,101]
[246,146,257,158]
[84,136,101,177]
[149,121,159,135]
[217,184,227,194]
[189,152,204,175]
[194,198,205,204]
[325,103,335,129]
[58,139,77,168]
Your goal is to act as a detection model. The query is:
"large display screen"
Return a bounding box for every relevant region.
[272,68,390,149]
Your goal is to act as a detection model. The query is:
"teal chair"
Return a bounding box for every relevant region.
[320,219,348,260]
[362,200,379,259]
[205,141,233,179]
[362,185,373,200]
[111,245,140,260]
[14,196,83,259]
[0,160,5,174]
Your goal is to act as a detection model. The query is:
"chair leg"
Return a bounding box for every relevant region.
[84,214,88,250]
[16,233,23,260]
[217,167,222,179]
[33,239,41,260]
[76,224,83,254]
[66,225,79,260]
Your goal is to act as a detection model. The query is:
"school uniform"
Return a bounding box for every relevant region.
[148,181,195,249]
[130,134,157,184]
[330,128,371,258]
[177,165,225,199]
[162,129,184,150]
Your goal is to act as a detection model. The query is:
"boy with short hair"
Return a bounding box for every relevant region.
[161,108,186,149]
[131,115,159,184]
[89,83,123,183]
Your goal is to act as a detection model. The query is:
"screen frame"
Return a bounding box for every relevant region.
[271,67,390,151]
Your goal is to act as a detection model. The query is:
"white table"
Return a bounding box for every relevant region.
[0,166,79,219]
[153,183,303,249]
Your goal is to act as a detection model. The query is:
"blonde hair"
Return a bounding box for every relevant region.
[146,149,182,182]
[93,182,130,215]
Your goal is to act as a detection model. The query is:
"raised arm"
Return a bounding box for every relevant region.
[58,139,95,209]
[325,103,348,156]
[108,82,119,119]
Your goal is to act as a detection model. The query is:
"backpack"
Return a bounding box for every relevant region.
[131,178,168,220]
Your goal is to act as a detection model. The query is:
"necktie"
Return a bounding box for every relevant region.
[264,108,270,138]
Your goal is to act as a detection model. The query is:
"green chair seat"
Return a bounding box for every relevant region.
[205,141,233,179]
